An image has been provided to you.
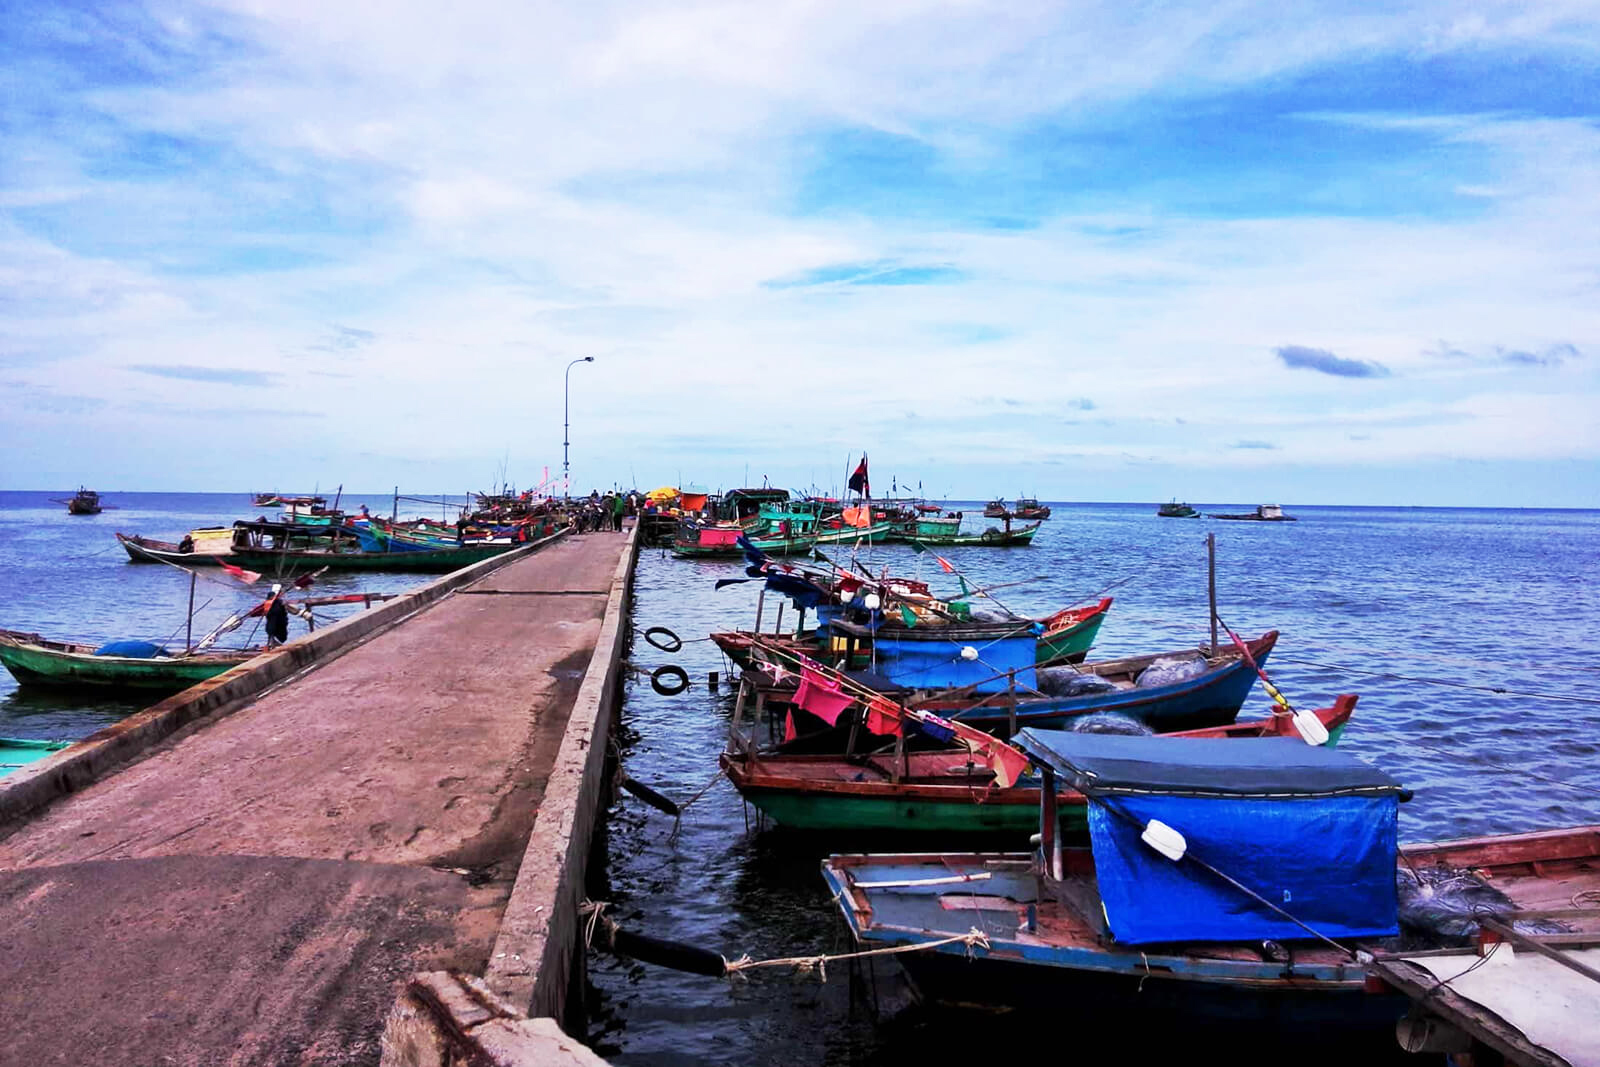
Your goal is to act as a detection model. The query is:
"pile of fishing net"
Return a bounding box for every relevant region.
[1135,655,1208,689]
[1396,865,1571,944]
[1035,667,1118,698]
[1061,712,1153,736]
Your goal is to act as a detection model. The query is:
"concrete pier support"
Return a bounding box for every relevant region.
[0,526,636,1065]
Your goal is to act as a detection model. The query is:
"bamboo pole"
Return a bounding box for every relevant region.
[1208,532,1219,657]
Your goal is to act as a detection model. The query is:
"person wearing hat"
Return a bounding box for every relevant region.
[265,583,290,647]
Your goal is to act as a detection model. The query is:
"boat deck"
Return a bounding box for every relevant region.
[0,530,631,1065]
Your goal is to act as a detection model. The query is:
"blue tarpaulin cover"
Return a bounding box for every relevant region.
[1017,732,1402,945]
[93,640,167,658]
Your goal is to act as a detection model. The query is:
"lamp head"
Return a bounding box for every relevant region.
[584,356,595,362]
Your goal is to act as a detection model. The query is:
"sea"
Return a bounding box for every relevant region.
[3,493,1598,1064]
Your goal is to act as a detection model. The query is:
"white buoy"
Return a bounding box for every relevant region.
[1141,819,1187,861]
[863,593,881,610]
[1293,709,1331,746]
[959,645,979,661]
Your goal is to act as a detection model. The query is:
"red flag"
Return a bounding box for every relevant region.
[220,562,262,584]
[794,664,855,726]
[934,553,955,574]
[847,454,869,496]
[783,711,797,743]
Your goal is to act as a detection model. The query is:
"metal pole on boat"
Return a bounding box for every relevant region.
[563,356,595,499]
[1207,532,1219,657]
[754,587,766,633]
[392,486,398,522]
[185,571,196,653]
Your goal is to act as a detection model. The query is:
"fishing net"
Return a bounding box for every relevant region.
[1396,865,1571,944]
[1062,712,1153,736]
[1035,668,1118,697]
[1135,655,1208,689]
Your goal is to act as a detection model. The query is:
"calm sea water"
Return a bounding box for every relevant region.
[0,491,462,739]
[587,503,1600,1065]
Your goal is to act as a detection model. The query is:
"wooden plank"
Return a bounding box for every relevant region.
[1369,959,1571,1067]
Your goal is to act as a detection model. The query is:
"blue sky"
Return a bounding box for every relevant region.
[2,1,1597,505]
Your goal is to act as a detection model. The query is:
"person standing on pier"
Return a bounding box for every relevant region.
[611,492,626,531]
[265,584,290,648]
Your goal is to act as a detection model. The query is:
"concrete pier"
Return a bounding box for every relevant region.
[0,527,635,1065]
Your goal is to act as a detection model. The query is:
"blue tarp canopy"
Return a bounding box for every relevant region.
[1015,732,1402,945]
[1014,731,1404,797]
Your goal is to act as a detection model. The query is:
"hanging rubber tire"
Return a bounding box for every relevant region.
[650,664,690,696]
[643,626,682,653]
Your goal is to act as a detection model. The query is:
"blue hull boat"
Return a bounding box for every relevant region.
[911,631,1277,734]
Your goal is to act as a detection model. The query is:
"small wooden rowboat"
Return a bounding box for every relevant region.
[1,737,71,778]
[722,695,1357,834]
[117,530,235,565]
[909,521,1041,547]
[0,629,265,693]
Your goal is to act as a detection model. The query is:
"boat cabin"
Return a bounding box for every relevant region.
[715,488,790,523]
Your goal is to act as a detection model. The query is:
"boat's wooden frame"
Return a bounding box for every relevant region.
[0,628,264,692]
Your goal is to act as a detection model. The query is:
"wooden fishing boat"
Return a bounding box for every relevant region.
[224,539,524,573]
[0,629,263,693]
[1036,598,1112,665]
[1209,504,1297,521]
[1013,497,1051,520]
[907,631,1278,734]
[671,523,817,559]
[909,521,1040,547]
[821,732,1416,1034]
[1158,500,1200,518]
[914,503,945,514]
[1,737,71,778]
[885,515,964,542]
[813,521,896,545]
[66,488,102,515]
[982,499,1009,518]
[723,695,1356,834]
[116,529,235,565]
[250,493,284,507]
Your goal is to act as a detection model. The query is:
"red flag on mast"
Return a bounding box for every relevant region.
[848,454,869,496]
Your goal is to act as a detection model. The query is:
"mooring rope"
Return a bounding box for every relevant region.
[1271,657,1600,706]
[721,927,992,983]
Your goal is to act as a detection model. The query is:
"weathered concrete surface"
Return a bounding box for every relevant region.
[0,529,631,1066]
[380,972,611,1067]
[0,529,566,831]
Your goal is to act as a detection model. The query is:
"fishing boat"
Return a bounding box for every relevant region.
[722,694,1357,834]
[982,499,1009,518]
[1013,497,1051,520]
[1036,598,1112,665]
[116,528,235,565]
[251,492,284,507]
[223,539,525,574]
[904,631,1278,734]
[66,488,102,515]
[0,629,264,693]
[909,521,1041,547]
[1158,500,1200,518]
[886,514,964,542]
[1,737,71,778]
[1210,504,1297,521]
[821,731,1415,1033]
[671,522,817,559]
[914,503,944,514]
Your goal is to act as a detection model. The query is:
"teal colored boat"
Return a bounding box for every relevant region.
[0,628,260,693]
[910,521,1041,547]
[672,523,816,558]
[721,696,1355,834]
[224,539,524,573]
[1035,598,1113,665]
[886,515,964,542]
[1158,500,1200,518]
[1,737,71,777]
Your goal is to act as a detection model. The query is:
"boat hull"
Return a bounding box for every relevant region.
[1,737,71,777]
[224,541,524,573]
[0,632,258,693]
[909,522,1040,547]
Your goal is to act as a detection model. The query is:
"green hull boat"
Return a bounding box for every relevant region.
[224,540,524,573]
[910,521,1041,547]
[0,629,260,693]
[813,522,895,546]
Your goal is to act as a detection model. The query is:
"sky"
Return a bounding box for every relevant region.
[2,1,1598,506]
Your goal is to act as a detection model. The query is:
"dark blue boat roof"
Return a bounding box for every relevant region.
[1013,731,1404,797]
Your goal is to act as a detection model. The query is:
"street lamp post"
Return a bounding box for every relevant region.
[563,356,595,498]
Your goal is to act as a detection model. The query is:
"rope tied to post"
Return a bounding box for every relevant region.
[722,927,992,983]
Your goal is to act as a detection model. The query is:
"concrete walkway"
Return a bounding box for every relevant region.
[0,530,632,1066]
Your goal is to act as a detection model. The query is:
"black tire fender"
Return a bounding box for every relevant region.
[643,626,682,653]
[650,664,690,696]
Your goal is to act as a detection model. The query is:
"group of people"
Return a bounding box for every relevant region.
[572,490,632,533]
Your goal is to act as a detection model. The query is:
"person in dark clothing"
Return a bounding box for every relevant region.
[265,584,290,647]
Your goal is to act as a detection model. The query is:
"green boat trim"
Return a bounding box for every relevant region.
[0,629,263,693]
[813,521,895,545]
